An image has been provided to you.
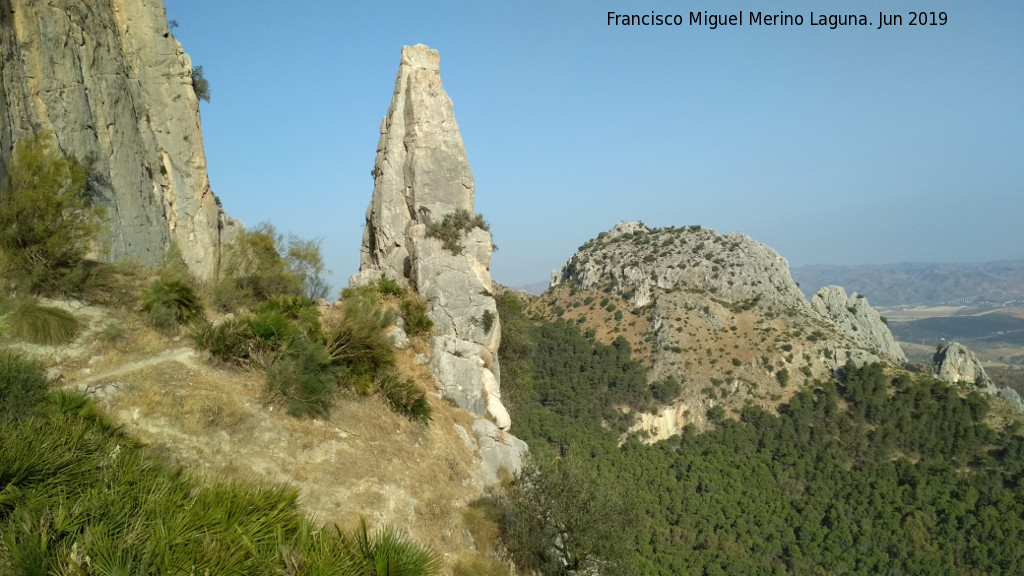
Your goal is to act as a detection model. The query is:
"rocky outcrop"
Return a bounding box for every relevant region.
[933,342,994,390]
[0,0,235,279]
[811,286,906,364]
[556,221,810,313]
[548,221,916,436]
[932,342,1024,413]
[351,44,521,472]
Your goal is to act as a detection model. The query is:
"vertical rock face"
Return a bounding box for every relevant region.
[352,45,520,460]
[0,0,234,279]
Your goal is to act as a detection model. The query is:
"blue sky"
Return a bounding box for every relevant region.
[163,1,1024,292]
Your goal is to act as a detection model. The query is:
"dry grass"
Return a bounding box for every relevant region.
[71,324,502,573]
[34,272,515,573]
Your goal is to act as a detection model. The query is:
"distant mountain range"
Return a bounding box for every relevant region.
[791,260,1024,306]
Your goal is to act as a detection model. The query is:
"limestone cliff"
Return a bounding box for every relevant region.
[351,45,524,477]
[0,0,235,279]
[547,221,910,439]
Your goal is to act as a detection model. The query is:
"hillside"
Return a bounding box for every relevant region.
[792,260,1024,306]
[536,221,906,438]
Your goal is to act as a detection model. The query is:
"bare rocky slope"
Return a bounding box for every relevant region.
[545,221,907,439]
[0,0,237,279]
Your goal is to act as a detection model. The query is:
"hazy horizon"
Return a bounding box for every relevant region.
[163,0,1024,292]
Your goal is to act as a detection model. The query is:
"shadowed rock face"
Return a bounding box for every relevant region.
[0,0,236,279]
[352,46,524,477]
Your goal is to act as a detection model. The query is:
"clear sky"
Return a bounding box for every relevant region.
[163,0,1023,292]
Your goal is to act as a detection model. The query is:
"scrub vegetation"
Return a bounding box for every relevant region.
[496,292,1024,575]
[0,355,440,575]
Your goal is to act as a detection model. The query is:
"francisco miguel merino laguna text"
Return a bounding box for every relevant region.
[607,11,949,30]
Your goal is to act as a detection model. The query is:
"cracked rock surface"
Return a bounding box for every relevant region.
[351,46,523,476]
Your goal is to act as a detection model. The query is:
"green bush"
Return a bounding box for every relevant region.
[193,318,260,366]
[266,337,338,417]
[0,352,49,419]
[215,223,328,309]
[141,277,205,331]
[651,376,681,403]
[776,367,790,387]
[424,208,489,255]
[377,277,406,297]
[340,518,442,576]
[4,297,81,345]
[253,294,321,336]
[192,65,211,102]
[376,368,432,423]
[401,297,433,336]
[0,393,440,575]
[0,134,105,295]
[502,451,639,576]
[246,310,299,348]
[481,309,496,334]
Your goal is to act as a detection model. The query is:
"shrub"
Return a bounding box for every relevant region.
[246,310,298,347]
[707,404,727,424]
[215,223,328,309]
[481,309,496,334]
[0,352,49,419]
[0,134,105,295]
[4,298,81,345]
[651,376,681,403]
[193,319,260,366]
[377,277,405,297]
[266,337,338,417]
[327,287,396,388]
[192,65,210,102]
[401,297,433,336]
[141,278,205,331]
[340,518,442,576]
[376,368,432,423]
[776,367,790,387]
[424,208,489,255]
[252,294,321,335]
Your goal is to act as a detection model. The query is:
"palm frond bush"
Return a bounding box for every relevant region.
[141,277,205,331]
[0,393,440,575]
[266,337,338,417]
[246,310,298,348]
[0,352,50,420]
[253,294,321,336]
[4,298,80,345]
[193,318,260,366]
[340,518,442,576]
[377,368,432,424]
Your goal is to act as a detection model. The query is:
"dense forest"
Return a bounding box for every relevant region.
[497,293,1024,575]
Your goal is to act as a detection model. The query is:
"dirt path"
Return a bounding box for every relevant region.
[71,347,198,392]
